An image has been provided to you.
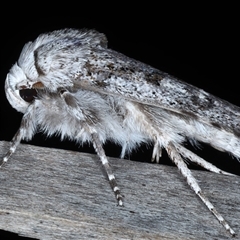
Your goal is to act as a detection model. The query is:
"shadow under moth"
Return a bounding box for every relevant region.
[2,28,240,236]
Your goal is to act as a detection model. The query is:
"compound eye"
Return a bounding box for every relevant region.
[19,89,38,103]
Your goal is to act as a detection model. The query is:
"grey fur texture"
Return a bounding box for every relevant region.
[3,28,239,236]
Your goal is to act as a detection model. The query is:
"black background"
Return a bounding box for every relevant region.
[0,4,239,239]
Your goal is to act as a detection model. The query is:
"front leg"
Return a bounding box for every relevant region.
[1,104,36,168]
[1,128,23,168]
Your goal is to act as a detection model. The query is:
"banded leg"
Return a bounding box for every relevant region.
[91,132,124,206]
[120,142,127,159]
[151,140,162,163]
[1,116,30,168]
[165,142,236,236]
[175,144,235,176]
[59,89,123,206]
[1,130,21,168]
[60,90,123,205]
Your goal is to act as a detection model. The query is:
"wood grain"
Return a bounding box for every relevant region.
[0,141,239,239]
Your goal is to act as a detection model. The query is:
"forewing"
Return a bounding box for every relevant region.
[71,48,240,136]
[30,29,240,135]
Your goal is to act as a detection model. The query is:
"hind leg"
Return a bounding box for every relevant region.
[164,142,235,236]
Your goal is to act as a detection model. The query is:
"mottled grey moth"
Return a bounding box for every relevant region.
[2,28,240,236]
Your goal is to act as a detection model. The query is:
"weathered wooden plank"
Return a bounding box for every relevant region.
[0,141,239,239]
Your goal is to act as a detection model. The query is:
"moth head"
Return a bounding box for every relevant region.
[5,63,43,113]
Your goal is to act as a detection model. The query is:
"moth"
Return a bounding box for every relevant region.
[2,28,239,236]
